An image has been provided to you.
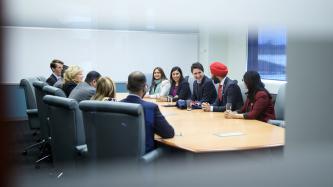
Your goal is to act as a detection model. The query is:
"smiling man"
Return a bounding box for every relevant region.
[202,61,243,112]
[46,59,64,86]
[190,62,217,106]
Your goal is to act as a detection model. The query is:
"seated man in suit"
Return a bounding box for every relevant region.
[53,64,68,88]
[121,71,175,153]
[46,59,64,86]
[191,62,217,106]
[69,71,101,102]
[202,62,244,112]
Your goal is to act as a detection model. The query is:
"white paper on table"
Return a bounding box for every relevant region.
[214,132,245,137]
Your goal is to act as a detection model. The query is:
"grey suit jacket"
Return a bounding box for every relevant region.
[69,82,96,102]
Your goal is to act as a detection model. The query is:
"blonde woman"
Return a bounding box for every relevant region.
[62,65,84,97]
[91,76,117,101]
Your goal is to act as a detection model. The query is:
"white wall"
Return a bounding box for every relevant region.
[198,30,209,69]
[199,30,229,76]
[4,26,285,93]
[226,30,247,82]
[199,29,285,94]
[4,27,199,83]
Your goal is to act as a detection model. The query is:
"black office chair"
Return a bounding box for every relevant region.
[79,100,162,163]
[43,95,86,169]
[33,81,52,167]
[184,75,189,82]
[20,76,46,155]
[187,76,195,95]
[268,83,286,128]
[43,85,66,97]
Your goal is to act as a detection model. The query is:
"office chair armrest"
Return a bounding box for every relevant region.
[267,120,285,128]
[26,109,38,115]
[141,147,165,163]
[75,144,88,156]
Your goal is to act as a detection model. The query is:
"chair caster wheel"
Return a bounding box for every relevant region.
[22,151,27,156]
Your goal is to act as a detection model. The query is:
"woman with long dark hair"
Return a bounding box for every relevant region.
[159,66,191,102]
[167,66,191,101]
[145,67,171,98]
[224,71,275,122]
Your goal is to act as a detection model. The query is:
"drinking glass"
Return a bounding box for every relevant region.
[167,96,173,105]
[226,103,232,113]
[186,100,192,111]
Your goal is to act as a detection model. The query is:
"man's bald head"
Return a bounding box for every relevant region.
[127,71,147,93]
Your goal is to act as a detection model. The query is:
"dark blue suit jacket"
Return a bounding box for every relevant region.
[46,74,57,86]
[121,94,175,153]
[212,77,244,112]
[191,75,217,104]
[168,79,191,101]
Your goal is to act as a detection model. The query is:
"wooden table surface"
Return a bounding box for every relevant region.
[116,93,285,153]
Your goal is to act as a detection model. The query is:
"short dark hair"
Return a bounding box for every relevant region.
[191,62,204,73]
[85,71,101,84]
[50,59,64,69]
[127,71,147,93]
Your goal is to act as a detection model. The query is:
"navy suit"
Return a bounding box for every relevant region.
[212,77,244,112]
[121,94,175,153]
[191,75,217,104]
[46,74,57,86]
[168,79,191,101]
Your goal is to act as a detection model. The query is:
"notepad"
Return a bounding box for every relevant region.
[214,132,245,137]
[161,104,176,107]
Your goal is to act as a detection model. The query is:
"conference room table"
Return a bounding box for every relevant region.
[116,93,285,153]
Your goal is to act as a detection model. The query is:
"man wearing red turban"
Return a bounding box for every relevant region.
[202,61,244,112]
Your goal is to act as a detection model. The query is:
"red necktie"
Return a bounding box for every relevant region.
[218,84,223,101]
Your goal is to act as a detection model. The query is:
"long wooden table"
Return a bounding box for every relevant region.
[117,93,285,153]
